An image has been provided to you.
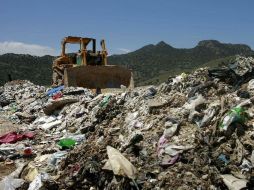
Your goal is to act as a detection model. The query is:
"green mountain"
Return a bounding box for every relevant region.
[108,40,254,85]
[0,54,54,86]
[0,40,253,86]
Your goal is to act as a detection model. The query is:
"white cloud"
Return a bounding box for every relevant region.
[0,41,56,56]
[118,48,131,54]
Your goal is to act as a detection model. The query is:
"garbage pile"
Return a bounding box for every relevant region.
[1,56,254,189]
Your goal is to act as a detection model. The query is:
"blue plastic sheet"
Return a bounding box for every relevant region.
[46,85,64,96]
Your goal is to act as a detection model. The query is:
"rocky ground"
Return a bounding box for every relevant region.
[1,56,254,189]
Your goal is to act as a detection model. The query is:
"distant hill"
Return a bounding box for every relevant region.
[108,40,254,85]
[0,54,54,86]
[0,40,254,86]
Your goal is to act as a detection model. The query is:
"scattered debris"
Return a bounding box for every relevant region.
[0,56,254,189]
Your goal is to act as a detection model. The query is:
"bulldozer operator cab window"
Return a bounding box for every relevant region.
[65,44,82,65]
[86,41,94,54]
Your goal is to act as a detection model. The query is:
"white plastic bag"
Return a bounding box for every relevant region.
[0,176,24,190]
[221,174,247,190]
[103,146,137,179]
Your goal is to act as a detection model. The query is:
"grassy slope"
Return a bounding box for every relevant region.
[137,55,238,86]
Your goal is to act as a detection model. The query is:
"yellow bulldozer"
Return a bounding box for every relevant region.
[52,36,133,91]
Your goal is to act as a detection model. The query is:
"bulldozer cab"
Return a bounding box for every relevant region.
[52,36,133,89]
[61,36,107,66]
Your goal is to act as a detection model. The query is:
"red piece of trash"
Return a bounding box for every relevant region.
[0,132,35,144]
[24,147,33,156]
[52,92,63,100]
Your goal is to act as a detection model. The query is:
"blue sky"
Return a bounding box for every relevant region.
[0,0,254,56]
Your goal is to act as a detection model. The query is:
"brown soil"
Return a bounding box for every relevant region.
[0,162,16,180]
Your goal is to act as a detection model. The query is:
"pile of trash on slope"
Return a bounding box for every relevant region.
[1,55,254,189]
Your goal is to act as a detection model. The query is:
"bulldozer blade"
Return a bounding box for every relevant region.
[64,65,133,89]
